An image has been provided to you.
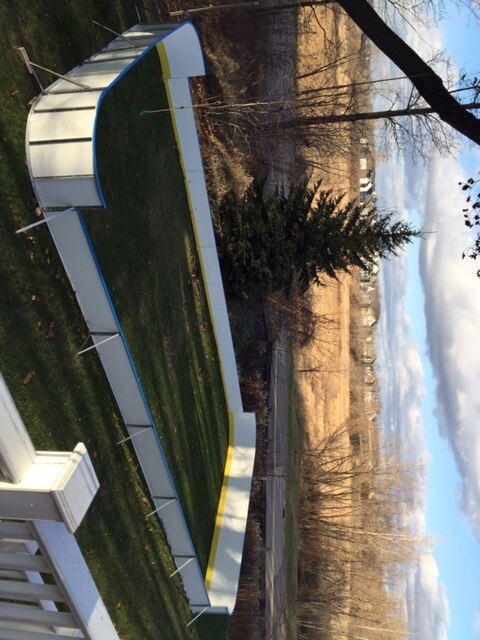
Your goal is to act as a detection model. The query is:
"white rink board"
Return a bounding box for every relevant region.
[29,141,94,178]
[25,21,256,617]
[36,178,102,209]
[29,110,96,142]
[44,211,117,329]
[159,25,205,78]
[161,44,256,612]
[204,413,256,613]
[33,91,103,110]
[94,338,152,424]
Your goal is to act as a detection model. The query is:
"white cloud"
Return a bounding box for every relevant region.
[416,154,480,539]
[376,157,450,640]
[473,610,480,640]
[376,163,427,461]
[407,553,450,640]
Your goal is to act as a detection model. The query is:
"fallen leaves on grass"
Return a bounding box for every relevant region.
[22,370,36,385]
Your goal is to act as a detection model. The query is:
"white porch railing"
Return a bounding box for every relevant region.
[0,374,119,640]
[0,519,119,640]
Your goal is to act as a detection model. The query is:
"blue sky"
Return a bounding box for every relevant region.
[376,164,480,639]
[373,4,480,637]
[406,234,480,640]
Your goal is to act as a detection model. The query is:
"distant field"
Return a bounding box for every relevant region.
[0,2,228,638]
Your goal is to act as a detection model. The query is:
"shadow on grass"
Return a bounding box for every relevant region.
[88,43,229,572]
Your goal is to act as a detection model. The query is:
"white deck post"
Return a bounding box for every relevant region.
[0,443,99,533]
[0,373,36,483]
[34,521,120,640]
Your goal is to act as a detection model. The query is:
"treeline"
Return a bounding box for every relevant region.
[297,419,426,640]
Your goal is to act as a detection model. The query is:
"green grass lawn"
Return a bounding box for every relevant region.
[0,2,228,638]
[284,351,302,638]
[88,45,229,573]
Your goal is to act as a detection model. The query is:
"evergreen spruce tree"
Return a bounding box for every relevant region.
[216,180,422,298]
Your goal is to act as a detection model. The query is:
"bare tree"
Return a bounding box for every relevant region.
[296,416,427,640]
[267,0,480,144]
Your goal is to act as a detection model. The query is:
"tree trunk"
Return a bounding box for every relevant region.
[279,101,480,128]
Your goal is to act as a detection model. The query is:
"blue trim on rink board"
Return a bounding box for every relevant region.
[75,211,207,597]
